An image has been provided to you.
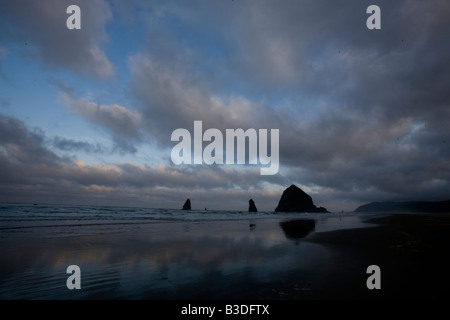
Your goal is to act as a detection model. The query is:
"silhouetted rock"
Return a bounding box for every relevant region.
[182,198,191,210]
[280,219,316,239]
[355,200,450,213]
[249,199,258,212]
[275,185,328,213]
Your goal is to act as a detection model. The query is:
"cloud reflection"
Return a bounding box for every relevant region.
[0,219,328,299]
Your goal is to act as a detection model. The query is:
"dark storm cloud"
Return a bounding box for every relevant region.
[0,0,113,78]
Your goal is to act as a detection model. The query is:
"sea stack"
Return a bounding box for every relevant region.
[182,198,191,210]
[275,185,328,213]
[249,199,258,212]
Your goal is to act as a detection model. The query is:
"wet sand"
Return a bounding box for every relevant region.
[305,213,450,299]
[1,213,449,300]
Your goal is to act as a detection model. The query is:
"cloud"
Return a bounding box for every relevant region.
[124,0,450,209]
[129,53,291,141]
[0,114,285,210]
[51,136,108,154]
[62,95,141,137]
[62,94,143,154]
[0,115,62,169]
[1,1,450,211]
[62,94,142,137]
[0,0,113,78]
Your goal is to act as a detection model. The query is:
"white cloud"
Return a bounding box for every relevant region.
[62,94,142,138]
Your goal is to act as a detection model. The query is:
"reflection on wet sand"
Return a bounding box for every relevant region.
[0,219,329,299]
[2,213,449,299]
[279,219,316,241]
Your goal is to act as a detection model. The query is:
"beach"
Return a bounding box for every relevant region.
[1,204,449,300]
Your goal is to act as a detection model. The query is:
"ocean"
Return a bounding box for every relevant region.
[0,203,367,238]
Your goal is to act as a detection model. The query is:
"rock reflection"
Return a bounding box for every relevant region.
[279,219,316,241]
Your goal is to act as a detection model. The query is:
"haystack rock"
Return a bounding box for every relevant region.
[275,185,328,213]
[182,198,191,210]
[249,199,258,212]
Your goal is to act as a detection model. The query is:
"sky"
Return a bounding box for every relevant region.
[0,0,449,212]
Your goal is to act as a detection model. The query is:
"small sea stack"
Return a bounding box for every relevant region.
[249,199,258,212]
[182,198,191,210]
[275,185,328,213]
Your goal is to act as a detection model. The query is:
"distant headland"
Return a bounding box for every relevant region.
[355,200,450,213]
